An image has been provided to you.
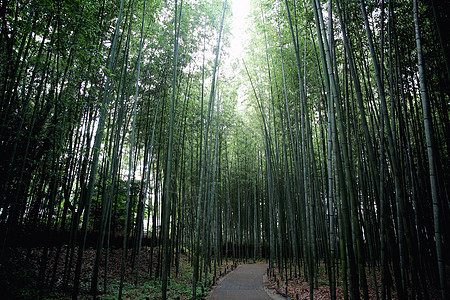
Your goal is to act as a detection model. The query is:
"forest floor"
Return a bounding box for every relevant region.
[265,266,345,299]
[1,245,445,299]
[265,264,443,299]
[0,245,236,299]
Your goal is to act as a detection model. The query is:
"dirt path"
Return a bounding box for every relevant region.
[207,263,282,300]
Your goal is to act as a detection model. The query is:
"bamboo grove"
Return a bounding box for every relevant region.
[0,0,448,299]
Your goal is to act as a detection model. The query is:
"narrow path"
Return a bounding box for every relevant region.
[207,263,281,300]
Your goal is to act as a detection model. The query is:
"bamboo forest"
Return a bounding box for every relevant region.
[0,0,449,299]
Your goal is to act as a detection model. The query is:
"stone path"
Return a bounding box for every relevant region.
[207,263,282,300]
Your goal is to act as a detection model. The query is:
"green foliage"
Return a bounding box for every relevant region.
[97,254,213,299]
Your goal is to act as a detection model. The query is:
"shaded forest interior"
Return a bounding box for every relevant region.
[1,0,449,299]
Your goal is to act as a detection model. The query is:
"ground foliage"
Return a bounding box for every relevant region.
[0,245,236,299]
